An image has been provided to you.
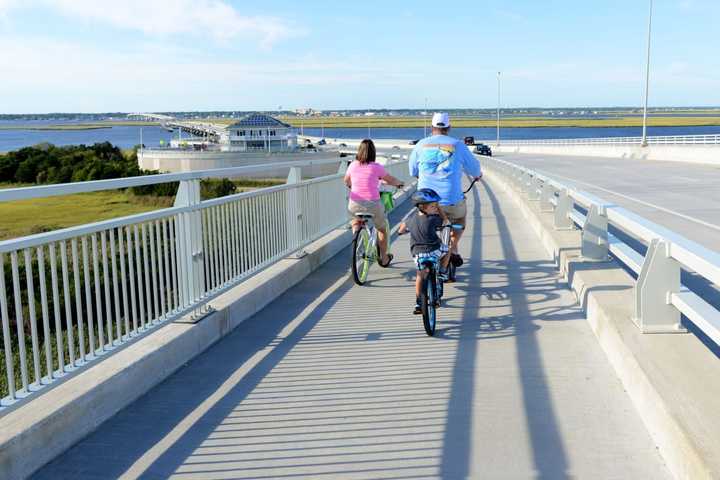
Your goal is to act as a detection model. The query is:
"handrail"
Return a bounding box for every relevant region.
[483,155,720,347]
[0,157,344,203]
[499,134,720,146]
[0,157,415,409]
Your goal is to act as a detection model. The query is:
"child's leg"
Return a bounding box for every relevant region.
[415,272,423,299]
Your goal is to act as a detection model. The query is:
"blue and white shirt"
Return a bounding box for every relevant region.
[408,135,482,205]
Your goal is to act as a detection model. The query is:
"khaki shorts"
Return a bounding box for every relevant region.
[348,199,387,229]
[440,198,467,227]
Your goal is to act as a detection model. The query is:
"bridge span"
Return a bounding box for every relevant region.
[32,175,668,479]
[2,146,720,479]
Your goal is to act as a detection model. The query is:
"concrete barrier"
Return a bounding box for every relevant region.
[495,143,720,166]
[138,149,341,177]
[485,168,720,480]
[0,186,416,479]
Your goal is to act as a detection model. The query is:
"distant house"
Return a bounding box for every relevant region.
[219,113,297,152]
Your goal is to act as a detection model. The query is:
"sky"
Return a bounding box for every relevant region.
[0,0,719,113]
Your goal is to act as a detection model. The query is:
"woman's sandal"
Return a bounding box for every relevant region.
[378,253,393,268]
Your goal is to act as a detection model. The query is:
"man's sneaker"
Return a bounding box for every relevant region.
[413,303,422,315]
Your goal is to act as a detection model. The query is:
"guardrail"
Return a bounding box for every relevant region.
[483,156,720,348]
[0,157,414,409]
[499,134,720,146]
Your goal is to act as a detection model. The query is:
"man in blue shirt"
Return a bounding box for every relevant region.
[409,112,482,269]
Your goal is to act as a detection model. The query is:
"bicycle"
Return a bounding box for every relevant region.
[351,213,385,285]
[350,184,403,286]
[416,223,464,336]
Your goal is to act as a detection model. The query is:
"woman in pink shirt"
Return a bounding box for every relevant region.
[344,139,404,267]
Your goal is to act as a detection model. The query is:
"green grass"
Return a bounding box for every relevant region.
[0,179,285,242]
[0,189,173,241]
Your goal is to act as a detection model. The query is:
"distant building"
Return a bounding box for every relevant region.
[218,113,297,152]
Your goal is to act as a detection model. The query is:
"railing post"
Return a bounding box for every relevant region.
[286,167,306,258]
[520,172,531,194]
[528,176,541,201]
[540,182,554,212]
[173,179,206,319]
[633,239,686,333]
[554,189,573,230]
[581,204,609,261]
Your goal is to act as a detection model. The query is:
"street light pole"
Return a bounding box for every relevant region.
[496,71,501,147]
[641,0,653,147]
[424,97,428,137]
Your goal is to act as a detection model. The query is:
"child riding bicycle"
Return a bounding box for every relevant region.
[398,188,451,314]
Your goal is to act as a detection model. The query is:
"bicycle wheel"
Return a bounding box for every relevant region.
[351,228,371,285]
[420,268,437,336]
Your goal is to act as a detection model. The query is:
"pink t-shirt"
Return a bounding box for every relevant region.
[346,161,387,202]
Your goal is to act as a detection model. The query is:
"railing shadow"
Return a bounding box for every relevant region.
[479,180,571,479]
[33,251,355,479]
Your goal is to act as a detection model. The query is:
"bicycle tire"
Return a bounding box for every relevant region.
[421,268,437,336]
[351,228,371,285]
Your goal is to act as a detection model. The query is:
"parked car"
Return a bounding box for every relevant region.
[339,143,347,147]
[464,136,475,146]
[409,139,420,145]
[474,143,492,156]
[318,138,327,145]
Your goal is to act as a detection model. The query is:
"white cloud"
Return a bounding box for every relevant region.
[3,0,300,47]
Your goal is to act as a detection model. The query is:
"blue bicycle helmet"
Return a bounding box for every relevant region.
[412,188,441,206]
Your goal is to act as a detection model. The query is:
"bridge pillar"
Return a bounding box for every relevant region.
[581,204,609,261]
[633,239,686,333]
[528,176,541,201]
[173,180,207,319]
[540,182,555,212]
[554,189,574,230]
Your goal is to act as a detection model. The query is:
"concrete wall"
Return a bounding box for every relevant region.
[495,143,720,165]
[138,150,342,178]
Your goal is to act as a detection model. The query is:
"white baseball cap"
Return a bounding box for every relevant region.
[431,112,451,128]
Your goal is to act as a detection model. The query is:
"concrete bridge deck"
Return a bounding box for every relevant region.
[34,180,669,479]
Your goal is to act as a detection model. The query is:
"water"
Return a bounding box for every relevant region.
[2,120,720,152]
[305,125,720,142]
[0,121,174,152]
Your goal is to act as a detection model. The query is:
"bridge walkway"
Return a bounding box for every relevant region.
[34,179,669,479]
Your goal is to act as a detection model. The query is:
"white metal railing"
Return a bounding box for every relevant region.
[483,156,720,348]
[499,134,720,146]
[0,157,413,409]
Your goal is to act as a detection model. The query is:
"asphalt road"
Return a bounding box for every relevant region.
[496,152,720,253]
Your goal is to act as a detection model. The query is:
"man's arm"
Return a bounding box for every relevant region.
[459,142,482,179]
[408,147,419,178]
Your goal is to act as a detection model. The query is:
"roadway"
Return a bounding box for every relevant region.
[496,152,720,253]
[34,179,668,479]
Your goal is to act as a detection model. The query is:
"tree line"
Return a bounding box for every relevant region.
[0,142,236,198]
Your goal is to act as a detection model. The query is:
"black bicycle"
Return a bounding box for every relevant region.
[415,223,463,336]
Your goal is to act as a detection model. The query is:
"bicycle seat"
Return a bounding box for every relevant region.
[354,213,374,220]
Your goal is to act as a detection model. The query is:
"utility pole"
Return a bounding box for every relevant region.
[496,71,501,147]
[641,0,653,147]
[424,97,428,137]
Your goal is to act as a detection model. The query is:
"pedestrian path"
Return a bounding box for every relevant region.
[34,179,669,479]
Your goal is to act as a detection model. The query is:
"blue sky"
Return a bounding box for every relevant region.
[0,0,718,113]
